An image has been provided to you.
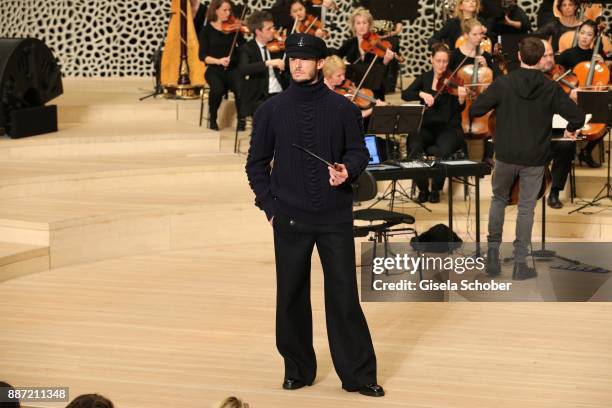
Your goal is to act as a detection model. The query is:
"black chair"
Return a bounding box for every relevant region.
[353,170,417,242]
[353,170,418,283]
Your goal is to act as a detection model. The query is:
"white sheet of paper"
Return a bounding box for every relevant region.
[552,113,592,129]
[440,160,479,165]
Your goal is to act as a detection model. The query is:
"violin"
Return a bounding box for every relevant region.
[222,15,250,34]
[360,32,404,63]
[296,14,327,37]
[334,79,378,109]
[545,64,579,93]
[267,32,286,53]
[434,70,465,97]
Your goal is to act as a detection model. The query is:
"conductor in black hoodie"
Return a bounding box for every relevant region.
[469,37,584,280]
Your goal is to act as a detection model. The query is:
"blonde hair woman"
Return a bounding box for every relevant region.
[428,0,488,50]
[322,55,386,118]
[332,7,396,100]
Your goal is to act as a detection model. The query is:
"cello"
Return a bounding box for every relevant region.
[573,20,610,141]
[161,0,206,99]
[458,46,494,138]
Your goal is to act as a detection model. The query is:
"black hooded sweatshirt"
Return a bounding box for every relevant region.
[469,67,585,166]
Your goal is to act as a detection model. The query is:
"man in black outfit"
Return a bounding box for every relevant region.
[245,33,384,397]
[539,39,580,209]
[238,10,289,118]
[470,37,584,280]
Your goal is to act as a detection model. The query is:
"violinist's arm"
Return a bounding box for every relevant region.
[238,45,267,77]
[401,75,424,102]
[469,80,499,118]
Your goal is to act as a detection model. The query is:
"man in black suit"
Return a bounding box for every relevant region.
[238,10,289,118]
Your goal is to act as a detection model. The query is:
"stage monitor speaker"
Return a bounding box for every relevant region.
[0,37,63,138]
[9,105,58,139]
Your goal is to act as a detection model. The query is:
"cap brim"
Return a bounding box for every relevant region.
[285,51,323,59]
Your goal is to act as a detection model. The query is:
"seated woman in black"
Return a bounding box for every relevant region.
[199,0,246,130]
[401,43,468,203]
[449,18,501,164]
[534,0,580,53]
[557,19,609,168]
[333,7,396,101]
[428,0,489,50]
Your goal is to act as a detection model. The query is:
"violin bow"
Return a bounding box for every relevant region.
[431,54,469,101]
[225,2,248,70]
[352,55,378,102]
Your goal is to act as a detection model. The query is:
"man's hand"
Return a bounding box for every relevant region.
[329,163,349,186]
[569,88,578,103]
[564,129,577,140]
[267,58,285,71]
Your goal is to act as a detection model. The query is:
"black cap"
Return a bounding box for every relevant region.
[285,33,327,59]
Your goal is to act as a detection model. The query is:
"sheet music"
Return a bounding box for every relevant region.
[552,113,592,129]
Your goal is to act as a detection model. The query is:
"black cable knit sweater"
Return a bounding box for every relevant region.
[245,77,369,224]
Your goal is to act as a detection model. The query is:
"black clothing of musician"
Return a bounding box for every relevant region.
[199,21,246,130]
[402,70,466,201]
[245,33,381,396]
[534,17,578,53]
[428,16,490,50]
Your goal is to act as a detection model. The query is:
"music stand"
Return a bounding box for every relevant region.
[570,90,612,214]
[367,105,428,211]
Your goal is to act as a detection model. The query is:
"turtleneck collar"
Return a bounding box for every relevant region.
[286,75,330,102]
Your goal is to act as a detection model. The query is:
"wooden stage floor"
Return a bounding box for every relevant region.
[0,79,611,408]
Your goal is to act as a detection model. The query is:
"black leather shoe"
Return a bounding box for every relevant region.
[208,119,219,130]
[512,262,537,280]
[578,149,601,168]
[429,190,440,203]
[486,247,501,277]
[353,384,385,397]
[415,190,429,203]
[237,118,246,131]
[547,192,563,209]
[282,379,308,390]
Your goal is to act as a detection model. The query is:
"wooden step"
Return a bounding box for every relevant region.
[0,242,49,282]
[0,121,220,159]
[0,153,237,199]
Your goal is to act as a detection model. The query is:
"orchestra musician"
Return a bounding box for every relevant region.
[401,43,468,204]
[199,0,246,130]
[428,0,490,50]
[470,37,584,280]
[238,10,289,118]
[449,18,502,164]
[333,7,396,100]
[555,19,609,169]
[289,0,327,38]
[322,55,386,120]
[538,39,580,209]
[534,0,581,53]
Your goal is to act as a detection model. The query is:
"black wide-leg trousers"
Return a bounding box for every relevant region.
[272,212,377,390]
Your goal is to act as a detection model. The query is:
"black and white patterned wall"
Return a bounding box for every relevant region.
[0,0,609,77]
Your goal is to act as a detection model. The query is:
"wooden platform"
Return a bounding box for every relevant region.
[0,79,611,408]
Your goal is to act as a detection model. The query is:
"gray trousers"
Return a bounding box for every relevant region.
[488,160,544,263]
